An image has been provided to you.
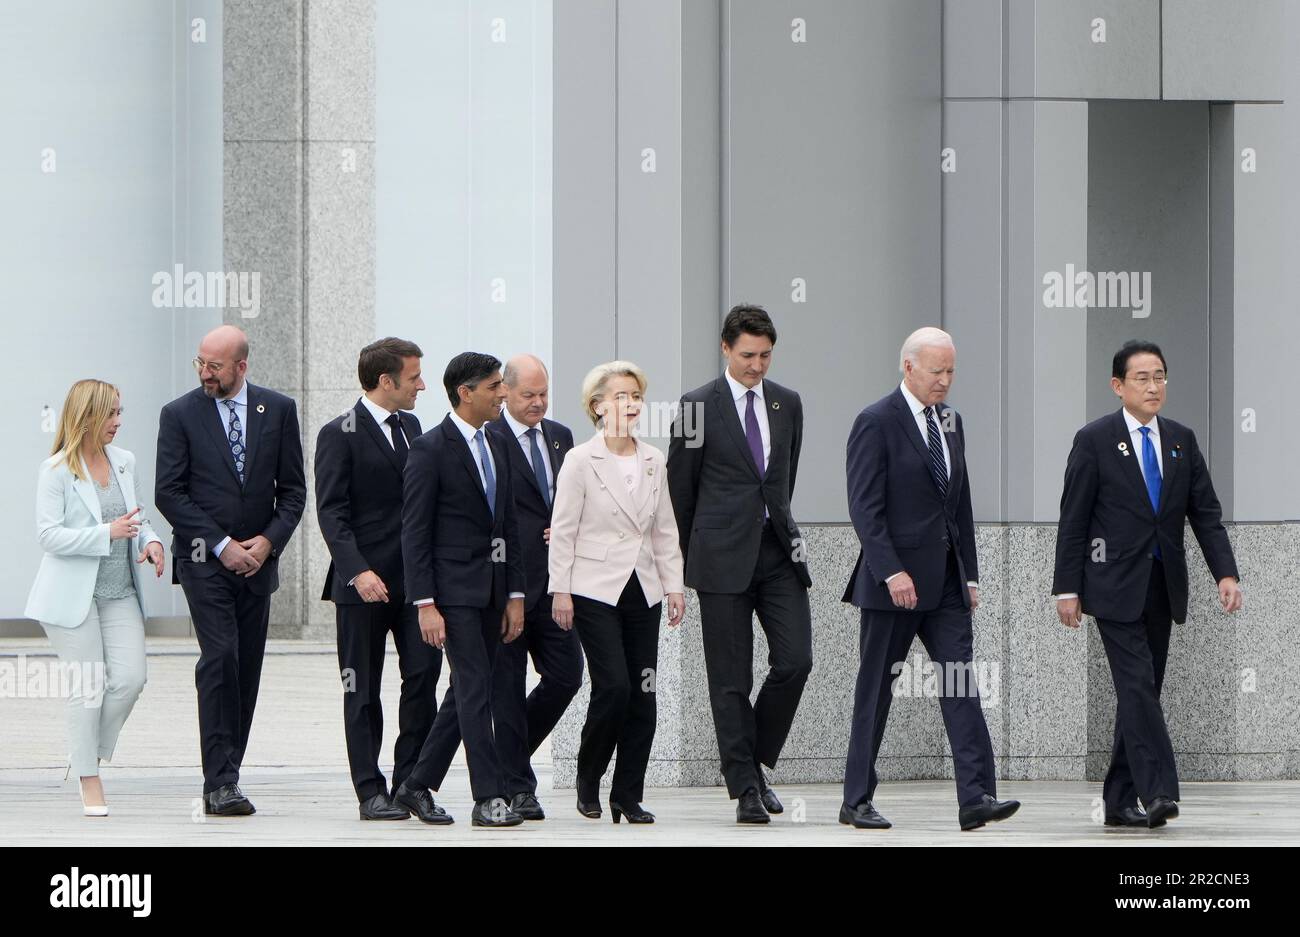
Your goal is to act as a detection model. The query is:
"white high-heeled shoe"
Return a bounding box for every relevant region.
[79,779,109,817]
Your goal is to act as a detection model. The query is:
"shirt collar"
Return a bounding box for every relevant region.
[218,381,249,408]
[898,381,928,417]
[724,370,763,403]
[359,394,399,429]
[500,407,537,441]
[1122,408,1159,438]
[448,408,486,444]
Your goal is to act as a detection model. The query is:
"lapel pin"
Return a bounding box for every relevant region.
[256,403,266,414]
[1118,442,1130,456]
[647,466,655,475]
[1171,445,1183,460]
[771,401,780,410]
[118,464,125,473]
[553,440,559,449]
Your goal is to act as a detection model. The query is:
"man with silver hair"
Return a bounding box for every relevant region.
[840,327,1018,830]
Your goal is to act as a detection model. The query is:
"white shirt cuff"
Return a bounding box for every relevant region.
[213,536,231,557]
[1054,593,1079,600]
[413,597,434,607]
[508,592,525,600]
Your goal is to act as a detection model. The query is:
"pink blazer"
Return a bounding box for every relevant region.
[547,432,684,607]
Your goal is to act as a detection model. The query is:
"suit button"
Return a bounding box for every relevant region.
[618,532,625,539]
[612,509,618,515]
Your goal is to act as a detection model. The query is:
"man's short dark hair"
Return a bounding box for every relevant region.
[1112,340,1168,381]
[443,352,502,407]
[721,304,778,347]
[358,337,422,391]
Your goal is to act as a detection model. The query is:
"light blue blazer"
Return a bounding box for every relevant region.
[25,445,163,629]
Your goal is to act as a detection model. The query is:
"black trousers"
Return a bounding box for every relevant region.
[697,524,813,798]
[843,548,997,809]
[494,594,584,795]
[335,598,442,802]
[179,565,271,794]
[407,604,504,802]
[573,574,661,803]
[1096,558,1179,811]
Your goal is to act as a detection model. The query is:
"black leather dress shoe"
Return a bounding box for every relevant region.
[757,773,783,814]
[1104,805,1152,827]
[393,782,454,825]
[958,793,1020,831]
[472,797,523,828]
[1145,797,1179,827]
[509,792,546,820]
[736,789,771,824]
[359,792,410,821]
[839,800,892,829]
[609,799,655,824]
[204,783,255,816]
[576,796,602,819]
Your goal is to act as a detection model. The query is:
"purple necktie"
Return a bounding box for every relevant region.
[744,390,765,477]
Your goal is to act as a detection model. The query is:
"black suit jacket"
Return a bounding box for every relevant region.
[155,383,306,596]
[485,414,574,612]
[315,400,422,605]
[401,414,525,609]
[842,387,978,611]
[667,376,810,593]
[1051,408,1238,624]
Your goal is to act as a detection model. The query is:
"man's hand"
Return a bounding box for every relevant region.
[666,592,685,627]
[551,593,574,631]
[137,541,166,578]
[219,539,260,576]
[240,535,273,575]
[1218,577,1243,613]
[353,570,389,604]
[968,586,980,611]
[887,572,917,610]
[501,596,525,643]
[418,604,446,650]
[542,527,551,545]
[1056,596,1082,628]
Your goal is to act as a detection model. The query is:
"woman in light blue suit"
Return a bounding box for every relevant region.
[25,379,166,816]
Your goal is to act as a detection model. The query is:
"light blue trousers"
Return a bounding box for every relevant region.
[41,596,147,778]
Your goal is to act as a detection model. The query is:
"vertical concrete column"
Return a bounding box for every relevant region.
[223,0,375,637]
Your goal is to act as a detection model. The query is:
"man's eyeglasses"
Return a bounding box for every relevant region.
[1126,373,1167,387]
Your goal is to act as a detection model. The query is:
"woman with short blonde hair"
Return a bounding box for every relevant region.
[25,379,166,816]
[549,360,684,823]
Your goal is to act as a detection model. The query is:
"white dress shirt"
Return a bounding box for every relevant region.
[1055,409,1162,601]
[414,409,523,606]
[886,382,976,589]
[211,381,250,557]
[359,394,408,449]
[725,370,770,470]
[500,408,554,501]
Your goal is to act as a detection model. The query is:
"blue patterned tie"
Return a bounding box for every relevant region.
[527,427,552,508]
[923,406,948,500]
[225,400,245,484]
[1139,426,1161,558]
[474,429,496,518]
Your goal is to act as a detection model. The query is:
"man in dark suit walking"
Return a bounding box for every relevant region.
[1053,340,1242,828]
[841,327,1017,831]
[155,324,306,816]
[315,338,442,821]
[484,353,581,819]
[667,305,813,824]
[393,352,527,828]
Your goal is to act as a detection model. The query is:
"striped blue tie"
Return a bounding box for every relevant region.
[474,429,496,518]
[924,406,948,500]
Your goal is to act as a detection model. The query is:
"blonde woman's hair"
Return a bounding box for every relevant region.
[580,360,647,426]
[50,379,120,482]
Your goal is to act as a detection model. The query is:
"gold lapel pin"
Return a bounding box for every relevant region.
[256,403,266,414]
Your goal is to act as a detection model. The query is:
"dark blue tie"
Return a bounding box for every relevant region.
[1139,425,1162,558]
[923,406,948,500]
[225,400,245,485]
[527,427,551,508]
[473,429,496,518]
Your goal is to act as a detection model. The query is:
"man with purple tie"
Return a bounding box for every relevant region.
[667,305,812,824]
